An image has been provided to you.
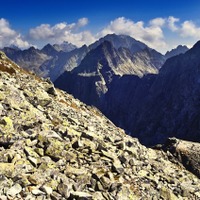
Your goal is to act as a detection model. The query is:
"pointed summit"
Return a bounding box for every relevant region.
[90,34,148,53]
[53,41,77,52]
[165,45,189,59]
[73,40,117,75]
[41,44,58,56]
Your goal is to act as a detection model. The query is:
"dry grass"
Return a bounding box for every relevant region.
[59,99,79,110]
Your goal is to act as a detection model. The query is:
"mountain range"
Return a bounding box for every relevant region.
[2,34,185,82]
[2,34,191,146]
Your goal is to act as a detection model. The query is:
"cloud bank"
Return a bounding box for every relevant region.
[98,17,166,50]
[29,18,96,47]
[1,16,200,53]
[0,18,30,48]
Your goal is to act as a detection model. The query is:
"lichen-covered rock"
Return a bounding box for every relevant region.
[6,183,22,197]
[0,163,14,177]
[0,52,200,199]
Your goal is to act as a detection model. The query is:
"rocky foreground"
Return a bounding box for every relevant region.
[0,51,200,199]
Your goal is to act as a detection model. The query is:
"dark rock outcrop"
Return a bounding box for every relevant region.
[130,41,200,145]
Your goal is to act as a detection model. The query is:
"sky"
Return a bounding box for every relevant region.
[0,0,200,53]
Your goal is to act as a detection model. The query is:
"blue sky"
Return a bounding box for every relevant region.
[0,0,200,53]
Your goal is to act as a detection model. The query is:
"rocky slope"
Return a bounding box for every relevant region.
[1,51,200,199]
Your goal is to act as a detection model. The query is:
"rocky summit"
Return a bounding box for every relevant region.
[1,51,200,199]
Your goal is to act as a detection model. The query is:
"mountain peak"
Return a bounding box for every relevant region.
[41,43,58,55]
[27,46,38,53]
[90,34,148,54]
[73,40,116,75]
[9,44,21,51]
[41,43,55,51]
[165,45,189,59]
[53,41,77,52]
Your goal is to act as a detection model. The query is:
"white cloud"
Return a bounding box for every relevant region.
[77,18,88,27]
[149,18,166,27]
[98,17,167,50]
[29,24,54,40]
[166,17,200,40]
[29,18,95,47]
[1,16,200,53]
[168,16,179,31]
[0,18,31,48]
[180,20,200,38]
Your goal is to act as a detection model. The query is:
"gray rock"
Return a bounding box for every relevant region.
[6,183,22,197]
[57,183,69,198]
[31,189,45,196]
[40,185,53,195]
[69,191,92,200]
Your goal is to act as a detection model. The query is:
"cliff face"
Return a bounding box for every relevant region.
[1,51,200,199]
[129,41,200,145]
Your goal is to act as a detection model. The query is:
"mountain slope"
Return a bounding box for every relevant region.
[2,46,53,77]
[3,34,165,83]
[42,44,89,81]
[1,51,200,199]
[2,44,88,81]
[129,41,200,145]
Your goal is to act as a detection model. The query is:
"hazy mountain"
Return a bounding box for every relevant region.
[9,44,21,50]
[41,44,89,81]
[2,43,85,80]
[2,46,52,76]
[53,41,77,52]
[2,34,165,82]
[165,45,189,59]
